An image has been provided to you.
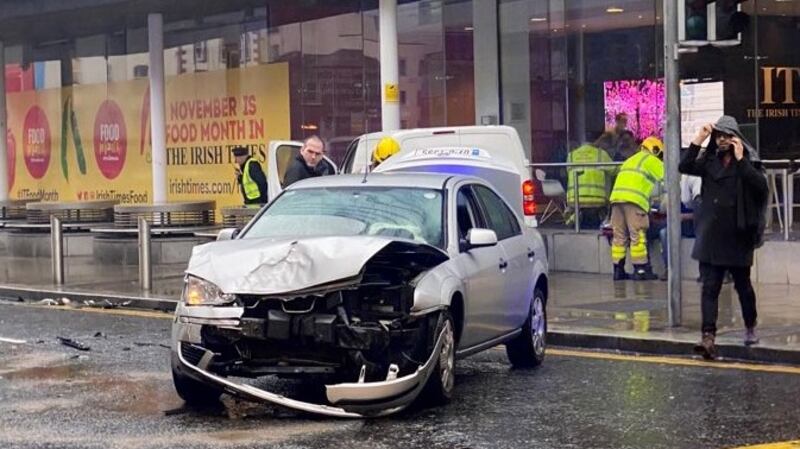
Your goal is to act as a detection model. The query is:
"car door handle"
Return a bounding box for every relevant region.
[527,248,535,259]
[499,259,508,270]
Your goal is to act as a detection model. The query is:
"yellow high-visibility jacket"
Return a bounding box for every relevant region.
[609,150,664,212]
[566,144,614,207]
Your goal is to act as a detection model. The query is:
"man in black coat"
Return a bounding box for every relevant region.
[283,135,334,187]
[679,116,768,360]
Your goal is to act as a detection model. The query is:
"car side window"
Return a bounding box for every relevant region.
[456,187,481,243]
[473,185,521,241]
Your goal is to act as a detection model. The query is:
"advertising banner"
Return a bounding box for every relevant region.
[6,63,290,210]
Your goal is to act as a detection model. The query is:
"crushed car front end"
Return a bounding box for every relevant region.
[170,237,450,417]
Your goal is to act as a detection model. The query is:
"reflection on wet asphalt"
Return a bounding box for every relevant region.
[1,302,800,449]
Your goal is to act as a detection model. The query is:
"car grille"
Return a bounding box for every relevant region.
[180,343,206,366]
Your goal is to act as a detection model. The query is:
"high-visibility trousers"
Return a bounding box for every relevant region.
[610,202,650,265]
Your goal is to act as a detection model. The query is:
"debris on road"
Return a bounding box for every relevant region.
[133,341,171,349]
[37,297,73,306]
[82,299,133,309]
[57,336,91,351]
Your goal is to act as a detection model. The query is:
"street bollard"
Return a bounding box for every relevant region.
[50,215,64,285]
[138,216,152,291]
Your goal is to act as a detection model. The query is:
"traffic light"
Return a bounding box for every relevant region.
[680,0,750,46]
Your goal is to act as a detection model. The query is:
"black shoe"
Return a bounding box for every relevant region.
[613,260,630,281]
[694,332,718,360]
[632,264,658,281]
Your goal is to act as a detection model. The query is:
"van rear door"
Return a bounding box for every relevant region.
[265,141,338,202]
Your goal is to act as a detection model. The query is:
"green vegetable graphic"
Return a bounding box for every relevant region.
[60,96,70,181]
[70,102,86,175]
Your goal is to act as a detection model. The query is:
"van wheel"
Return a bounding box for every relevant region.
[506,288,547,368]
[171,352,222,405]
[420,311,456,405]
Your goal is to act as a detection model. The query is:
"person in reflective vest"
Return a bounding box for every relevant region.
[232,146,268,206]
[608,137,665,281]
[566,144,614,221]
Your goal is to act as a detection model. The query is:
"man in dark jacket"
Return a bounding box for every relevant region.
[679,116,768,360]
[283,135,334,187]
[232,147,268,205]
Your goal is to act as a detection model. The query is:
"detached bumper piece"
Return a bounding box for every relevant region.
[176,322,447,418]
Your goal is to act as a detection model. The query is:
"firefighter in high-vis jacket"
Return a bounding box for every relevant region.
[608,137,665,281]
[566,144,615,224]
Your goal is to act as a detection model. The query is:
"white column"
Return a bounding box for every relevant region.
[379,0,400,131]
[473,0,500,125]
[499,0,532,155]
[0,41,8,201]
[148,13,168,204]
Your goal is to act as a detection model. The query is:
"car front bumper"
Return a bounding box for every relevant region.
[172,308,445,418]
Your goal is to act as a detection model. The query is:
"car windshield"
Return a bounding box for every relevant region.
[243,187,445,248]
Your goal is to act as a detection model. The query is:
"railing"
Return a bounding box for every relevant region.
[529,162,623,233]
[113,201,216,228]
[530,159,798,240]
[26,200,117,224]
[221,206,261,228]
[0,200,29,220]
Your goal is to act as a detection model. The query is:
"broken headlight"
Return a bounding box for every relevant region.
[182,275,236,306]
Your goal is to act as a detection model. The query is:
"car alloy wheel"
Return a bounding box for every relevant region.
[439,319,455,394]
[531,295,546,358]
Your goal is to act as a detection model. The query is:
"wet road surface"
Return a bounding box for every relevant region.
[1,301,800,449]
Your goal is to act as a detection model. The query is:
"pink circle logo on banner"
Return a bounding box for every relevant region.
[22,106,51,179]
[7,130,16,190]
[94,100,127,180]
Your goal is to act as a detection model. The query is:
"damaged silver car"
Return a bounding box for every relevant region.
[171,173,549,417]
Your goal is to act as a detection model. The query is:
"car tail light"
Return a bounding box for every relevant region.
[522,180,536,216]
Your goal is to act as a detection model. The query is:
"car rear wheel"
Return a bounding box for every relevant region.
[171,352,223,405]
[506,288,547,368]
[420,311,456,405]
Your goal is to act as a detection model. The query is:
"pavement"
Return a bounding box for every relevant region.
[2,302,800,449]
[1,250,800,364]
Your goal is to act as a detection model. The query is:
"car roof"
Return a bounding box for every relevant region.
[285,172,480,191]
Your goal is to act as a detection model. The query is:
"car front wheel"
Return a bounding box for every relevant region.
[506,288,547,368]
[420,311,456,404]
[171,352,223,405]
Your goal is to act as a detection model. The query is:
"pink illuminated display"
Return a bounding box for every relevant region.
[603,79,666,141]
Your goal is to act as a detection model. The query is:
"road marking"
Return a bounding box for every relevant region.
[726,441,800,449]
[0,337,27,344]
[548,348,800,375]
[3,302,173,320]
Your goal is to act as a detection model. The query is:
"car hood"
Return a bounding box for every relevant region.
[186,235,448,295]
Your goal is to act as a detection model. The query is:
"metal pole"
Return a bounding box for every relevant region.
[138,216,152,291]
[0,41,8,201]
[148,13,168,203]
[572,170,580,233]
[664,0,682,327]
[783,168,790,241]
[50,215,64,285]
[379,0,400,131]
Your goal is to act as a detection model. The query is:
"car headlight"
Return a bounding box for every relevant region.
[182,276,236,306]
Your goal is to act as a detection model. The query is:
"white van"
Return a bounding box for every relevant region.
[341,126,536,228]
[266,126,536,227]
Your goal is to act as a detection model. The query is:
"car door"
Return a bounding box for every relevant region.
[472,184,532,332]
[266,141,338,202]
[452,184,509,348]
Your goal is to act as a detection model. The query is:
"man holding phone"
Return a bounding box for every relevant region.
[232,146,268,206]
[679,116,768,360]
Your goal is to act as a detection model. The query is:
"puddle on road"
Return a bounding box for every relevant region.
[0,351,86,382]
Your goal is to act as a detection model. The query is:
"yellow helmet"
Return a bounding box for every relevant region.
[372,137,401,164]
[641,136,664,156]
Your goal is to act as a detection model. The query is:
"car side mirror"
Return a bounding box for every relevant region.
[216,228,240,241]
[462,228,498,251]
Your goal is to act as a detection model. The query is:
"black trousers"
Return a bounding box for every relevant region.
[699,263,758,334]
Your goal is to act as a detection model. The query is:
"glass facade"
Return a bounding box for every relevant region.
[2,0,799,191]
